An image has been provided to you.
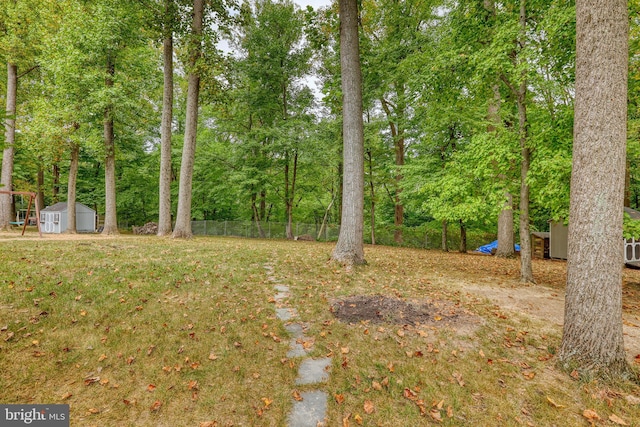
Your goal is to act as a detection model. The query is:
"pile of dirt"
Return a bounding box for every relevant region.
[133,222,158,235]
[331,295,462,326]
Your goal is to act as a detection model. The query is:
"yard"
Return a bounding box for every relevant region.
[1,233,640,426]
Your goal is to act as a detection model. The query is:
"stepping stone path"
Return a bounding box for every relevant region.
[264,263,331,427]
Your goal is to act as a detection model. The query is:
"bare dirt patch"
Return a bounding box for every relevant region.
[331,295,478,331]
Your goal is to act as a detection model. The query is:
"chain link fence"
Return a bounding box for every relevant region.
[189,220,494,250]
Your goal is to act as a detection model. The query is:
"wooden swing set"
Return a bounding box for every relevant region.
[0,191,42,237]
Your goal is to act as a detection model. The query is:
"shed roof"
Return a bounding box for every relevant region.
[42,202,95,213]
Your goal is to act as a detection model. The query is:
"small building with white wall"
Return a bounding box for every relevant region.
[41,202,96,233]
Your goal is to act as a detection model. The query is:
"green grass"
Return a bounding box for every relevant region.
[1,235,639,426]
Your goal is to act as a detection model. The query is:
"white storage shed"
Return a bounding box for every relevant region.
[41,202,96,233]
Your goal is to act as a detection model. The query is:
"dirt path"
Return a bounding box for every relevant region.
[460,281,640,362]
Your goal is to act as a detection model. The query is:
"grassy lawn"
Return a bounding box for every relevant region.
[1,234,640,426]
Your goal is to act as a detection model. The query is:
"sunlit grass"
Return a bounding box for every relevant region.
[1,235,639,426]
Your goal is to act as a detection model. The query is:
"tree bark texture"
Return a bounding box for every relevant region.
[332,0,365,265]
[559,0,630,378]
[517,0,533,282]
[37,164,45,212]
[367,148,376,245]
[158,2,174,236]
[496,193,515,257]
[173,0,204,239]
[65,143,79,234]
[441,220,448,252]
[0,62,17,230]
[381,97,404,245]
[102,56,119,235]
[459,220,467,253]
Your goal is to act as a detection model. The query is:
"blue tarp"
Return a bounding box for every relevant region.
[475,240,520,255]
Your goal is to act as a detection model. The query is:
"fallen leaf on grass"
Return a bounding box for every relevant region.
[61,392,72,400]
[147,384,156,392]
[188,380,199,390]
[363,400,375,414]
[84,377,100,386]
[208,353,218,361]
[354,413,363,425]
[372,381,382,391]
[342,413,351,427]
[261,397,272,408]
[292,390,304,401]
[87,408,99,414]
[335,394,345,404]
[546,397,565,408]
[583,409,600,423]
[429,408,442,422]
[150,400,162,412]
[609,414,629,425]
[199,422,218,427]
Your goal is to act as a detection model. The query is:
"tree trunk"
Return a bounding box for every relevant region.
[459,220,467,253]
[37,164,45,211]
[495,193,515,257]
[367,148,376,245]
[52,163,60,203]
[102,55,119,235]
[65,143,79,234]
[559,0,631,378]
[173,0,204,239]
[0,62,17,230]
[441,220,448,251]
[381,98,404,244]
[158,1,174,236]
[332,0,365,265]
[517,0,533,283]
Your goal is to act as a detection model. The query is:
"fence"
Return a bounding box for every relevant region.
[189,220,494,251]
[190,220,341,241]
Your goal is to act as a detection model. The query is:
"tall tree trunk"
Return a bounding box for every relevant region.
[36,163,45,211]
[367,148,376,245]
[332,0,366,265]
[0,62,17,230]
[496,193,515,257]
[158,0,174,236]
[102,55,119,235]
[173,0,204,239]
[517,0,533,283]
[441,220,448,251]
[559,0,630,378]
[65,143,79,234]
[52,163,60,203]
[459,220,467,253]
[381,98,404,244]
[485,0,515,257]
[251,192,266,238]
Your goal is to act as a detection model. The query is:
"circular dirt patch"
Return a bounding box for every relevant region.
[331,295,467,327]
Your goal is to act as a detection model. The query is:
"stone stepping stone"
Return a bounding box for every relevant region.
[274,291,290,302]
[287,390,328,427]
[295,358,331,385]
[274,284,290,293]
[276,307,298,321]
[285,323,312,358]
